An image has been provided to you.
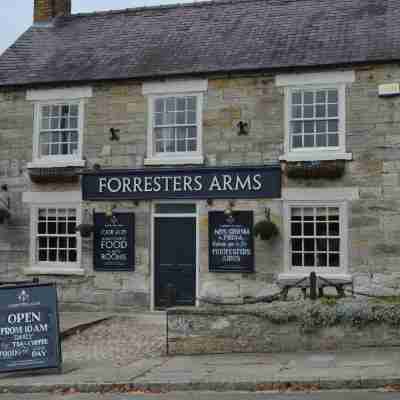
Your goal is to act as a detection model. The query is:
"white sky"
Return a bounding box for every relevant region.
[0,0,198,55]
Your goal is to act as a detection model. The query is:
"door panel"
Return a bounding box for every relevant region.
[155,217,196,307]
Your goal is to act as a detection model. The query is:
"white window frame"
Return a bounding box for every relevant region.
[283,200,348,275]
[23,191,83,276]
[26,87,92,169]
[280,187,358,280]
[276,71,354,162]
[142,79,207,165]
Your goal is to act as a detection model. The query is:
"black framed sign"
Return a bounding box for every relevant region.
[82,165,281,201]
[93,212,135,271]
[209,211,254,272]
[0,283,62,374]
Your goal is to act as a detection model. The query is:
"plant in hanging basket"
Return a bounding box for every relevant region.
[75,223,94,238]
[254,219,279,240]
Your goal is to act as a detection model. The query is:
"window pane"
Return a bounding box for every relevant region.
[177,97,186,111]
[316,104,326,118]
[328,90,338,103]
[316,134,327,147]
[187,111,196,124]
[70,118,78,129]
[292,91,302,105]
[304,135,314,147]
[291,121,302,134]
[155,98,164,113]
[70,104,79,116]
[303,105,314,118]
[155,204,196,214]
[176,111,185,124]
[304,92,314,104]
[187,97,196,110]
[304,239,314,251]
[304,121,314,133]
[328,134,339,147]
[292,253,302,266]
[291,223,302,236]
[292,135,302,148]
[316,91,326,103]
[328,103,338,117]
[328,120,338,132]
[42,106,50,117]
[329,253,340,267]
[304,253,315,266]
[166,97,175,111]
[292,106,302,119]
[316,120,326,133]
[317,253,327,267]
[187,139,197,151]
[292,239,302,251]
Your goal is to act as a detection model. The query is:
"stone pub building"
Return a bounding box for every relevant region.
[0,0,400,310]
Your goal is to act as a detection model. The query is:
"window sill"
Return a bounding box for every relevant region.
[144,155,204,166]
[24,267,85,276]
[279,152,353,162]
[27,159,86,169]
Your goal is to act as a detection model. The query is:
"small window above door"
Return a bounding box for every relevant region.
[155,203,196,214]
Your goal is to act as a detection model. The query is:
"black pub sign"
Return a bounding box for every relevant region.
[209,211,254,272]
[94,212,135,271]
[82,165,281,201]
[0,283,61,373]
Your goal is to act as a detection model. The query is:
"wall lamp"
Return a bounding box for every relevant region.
[109,127,120,141]
[224,200,235,216]
[237,121,249,136]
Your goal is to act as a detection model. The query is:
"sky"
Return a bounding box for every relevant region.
[0,0,198,55]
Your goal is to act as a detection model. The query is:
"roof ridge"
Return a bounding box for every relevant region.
[66,0,268,19]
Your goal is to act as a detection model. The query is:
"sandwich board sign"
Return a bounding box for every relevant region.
[0,283,62,373]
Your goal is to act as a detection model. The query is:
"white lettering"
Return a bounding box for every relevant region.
[235,175,251,191]
[108,178,122,193]
[122,177,132,193]
[252,174,262,191]
[209,176,223,191]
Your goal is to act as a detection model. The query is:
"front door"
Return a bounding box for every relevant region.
[154,216,196,307]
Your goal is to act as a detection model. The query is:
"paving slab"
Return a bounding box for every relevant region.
[0,348,399,393]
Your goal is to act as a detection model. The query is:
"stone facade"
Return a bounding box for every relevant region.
[1,64,400,310]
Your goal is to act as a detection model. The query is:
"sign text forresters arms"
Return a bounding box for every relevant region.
[81,166,281,201]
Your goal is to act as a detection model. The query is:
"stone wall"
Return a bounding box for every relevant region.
[167,303,400,355]
[1,64,400,309]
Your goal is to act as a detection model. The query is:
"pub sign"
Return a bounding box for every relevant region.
[82,165,281,201]
[0,283,61,373]
[94,212,135,271]
[209,211,254,272]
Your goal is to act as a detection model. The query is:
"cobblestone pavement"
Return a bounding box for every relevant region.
[62,314,166,367]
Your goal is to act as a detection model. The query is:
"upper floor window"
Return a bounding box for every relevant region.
[154,96,198,154]
[26,87,92,168]
[142,79,207,166]
[276,71,354,162]
[289,88,339,150]
[39,103,80,158]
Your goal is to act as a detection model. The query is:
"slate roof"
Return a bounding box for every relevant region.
[0,0,399,87]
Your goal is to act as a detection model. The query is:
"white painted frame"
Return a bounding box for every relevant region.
[27,201,83,276]
[26,86,92,169]
[276,71,354,162]
[150,200,199,311]
[282,200,349,276]
[30,99,85,167]
[142,79,207,166]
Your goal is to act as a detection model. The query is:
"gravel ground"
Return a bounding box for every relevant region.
[62,316,166,367]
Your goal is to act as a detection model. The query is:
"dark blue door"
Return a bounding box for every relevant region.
[155,217,196,307]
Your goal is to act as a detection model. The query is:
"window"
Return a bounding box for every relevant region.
[289,206,341,269]
[26,87,92,168]
[154,96,198,154]
[36,208,78,264]
[28,200,83,274]
[290,89,339,150]
[276,71,354,162]
[142,79,207,165]
[39,104,79,158]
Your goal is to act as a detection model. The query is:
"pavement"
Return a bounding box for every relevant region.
[0,313,400,394]
[0,348,400,394]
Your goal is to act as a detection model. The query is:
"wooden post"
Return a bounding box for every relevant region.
[310,272,317,300]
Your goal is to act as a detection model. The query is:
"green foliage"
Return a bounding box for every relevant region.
[254,220,279,240]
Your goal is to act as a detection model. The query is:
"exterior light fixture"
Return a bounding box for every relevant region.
[237,121,249,136]
[109,127,120,141]
[224,200,235,216]
[206,199,213,206]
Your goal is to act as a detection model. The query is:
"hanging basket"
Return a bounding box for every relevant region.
[254,219,279,241]
[75,223,94,238]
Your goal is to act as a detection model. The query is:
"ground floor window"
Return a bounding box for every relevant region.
[31,204,81,269]
[285,201,348,273]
